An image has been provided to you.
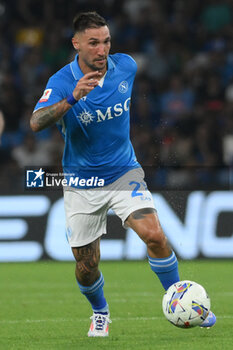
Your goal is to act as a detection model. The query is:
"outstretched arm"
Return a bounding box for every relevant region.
[30,71,102,132]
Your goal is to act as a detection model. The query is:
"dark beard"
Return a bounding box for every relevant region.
[84,58,106,71]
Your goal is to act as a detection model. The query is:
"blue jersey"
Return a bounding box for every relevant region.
[34,53,140,187]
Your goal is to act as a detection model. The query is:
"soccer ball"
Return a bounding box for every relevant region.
[162,280,210,328]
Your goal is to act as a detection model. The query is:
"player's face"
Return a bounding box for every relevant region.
[72,26,111,74]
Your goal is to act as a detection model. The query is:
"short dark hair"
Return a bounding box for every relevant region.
[73,12,108,33]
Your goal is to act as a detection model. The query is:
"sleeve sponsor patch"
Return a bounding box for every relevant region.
[39,89,52,102]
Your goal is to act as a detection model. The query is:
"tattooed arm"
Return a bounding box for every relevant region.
[30,71,102,132]
[30,99,72,132]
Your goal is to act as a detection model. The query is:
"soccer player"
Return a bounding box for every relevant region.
[30,12,216,336]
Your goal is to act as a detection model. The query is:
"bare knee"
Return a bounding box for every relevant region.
[144,227,168,251]
[126,210,171,257]
[72,238,100,286]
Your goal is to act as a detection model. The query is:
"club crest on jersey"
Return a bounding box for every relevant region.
[39,89,52,102]
[77,109,95,126]
[118,81,128,93]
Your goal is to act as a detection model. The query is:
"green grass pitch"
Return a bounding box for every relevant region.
[1,260,232,350]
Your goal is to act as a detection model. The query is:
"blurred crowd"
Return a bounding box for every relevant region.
[0,0,233,190]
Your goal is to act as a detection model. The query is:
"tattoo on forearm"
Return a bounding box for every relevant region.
[130,208,156,220]
[31,98,71,131]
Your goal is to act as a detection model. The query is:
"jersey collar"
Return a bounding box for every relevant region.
[70,54,115,80]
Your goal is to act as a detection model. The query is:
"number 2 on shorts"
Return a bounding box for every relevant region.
[129,181,143,197]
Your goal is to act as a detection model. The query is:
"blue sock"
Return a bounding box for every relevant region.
[148,251,180,290]
[77,272,109,313]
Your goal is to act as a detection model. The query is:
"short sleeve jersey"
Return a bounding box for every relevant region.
[34,53,140,186]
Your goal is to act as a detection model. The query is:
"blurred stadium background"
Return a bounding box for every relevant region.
[0,0,233,262]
